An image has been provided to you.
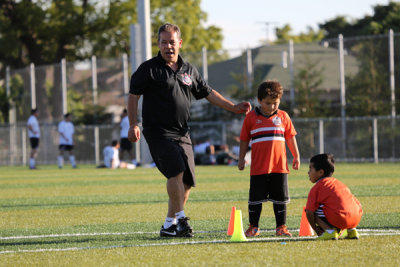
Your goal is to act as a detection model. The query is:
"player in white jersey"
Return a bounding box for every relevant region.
[58,113,77,168]
[27,108,40,169]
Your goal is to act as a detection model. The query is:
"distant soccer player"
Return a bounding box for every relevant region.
[306,153,363,240]
[119,109,136,164]
[27,108,40,169]
[58,113,77,168]
[103,140,136,169]
[238,80,300,237]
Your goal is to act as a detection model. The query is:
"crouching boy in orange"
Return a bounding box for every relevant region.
[306,153,363,240]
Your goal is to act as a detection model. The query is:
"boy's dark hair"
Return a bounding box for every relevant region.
[111,140,119,147]
[158,23,181,41]
[31,108,37,114]
[64,113,70,118]
[257,80,284,100]
[310,153,335,177]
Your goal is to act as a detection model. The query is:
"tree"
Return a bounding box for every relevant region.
[275,24,324,44]
[0,0,226,123]
[319,1,400,116]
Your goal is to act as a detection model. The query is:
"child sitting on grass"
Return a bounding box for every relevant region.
[306,153,363,240]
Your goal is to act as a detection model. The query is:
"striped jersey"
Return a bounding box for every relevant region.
[240,108,297,175]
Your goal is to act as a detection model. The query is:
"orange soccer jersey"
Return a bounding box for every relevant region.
[240,108,297,176]
[306,177,363,229]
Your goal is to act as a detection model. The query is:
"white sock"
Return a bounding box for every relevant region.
[69,155,76,167]
[175,210,186,220]
[58,156,64,168]
[29,158,35,168]
[163,217,176,228]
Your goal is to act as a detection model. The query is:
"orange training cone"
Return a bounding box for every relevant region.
[299,206,315,236]
[230,210,248,242]
[227,206,236,236]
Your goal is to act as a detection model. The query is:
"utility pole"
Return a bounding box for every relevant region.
[256,21,279,43]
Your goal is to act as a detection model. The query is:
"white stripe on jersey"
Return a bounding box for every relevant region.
[250,127,285,135]
[250,136,285,146]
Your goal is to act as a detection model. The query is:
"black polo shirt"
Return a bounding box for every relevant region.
[130,52,212,139]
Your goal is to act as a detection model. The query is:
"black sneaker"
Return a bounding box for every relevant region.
[160,224,177,237]
[176,217,193,237]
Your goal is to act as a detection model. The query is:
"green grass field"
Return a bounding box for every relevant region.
[0,163,399,266]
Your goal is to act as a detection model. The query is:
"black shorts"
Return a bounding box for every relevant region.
[120,138,132,151]
[30,138,39,149]
[248,173,290,205]
[59,144,74,151]
[146,134,196,187]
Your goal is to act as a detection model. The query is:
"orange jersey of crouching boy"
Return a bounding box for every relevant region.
[306,177,363,229]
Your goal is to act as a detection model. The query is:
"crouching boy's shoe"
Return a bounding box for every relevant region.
[316,229,339,240]
[345,229,359,240]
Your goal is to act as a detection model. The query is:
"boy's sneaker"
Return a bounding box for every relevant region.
[345,229,360,240]
[276,225,292,237]
[316,229,339,240]
[160,224,177,237]
[245,225,260,237]
[176,217,193,237]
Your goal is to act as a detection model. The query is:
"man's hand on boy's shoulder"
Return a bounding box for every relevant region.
[235,102,252,114]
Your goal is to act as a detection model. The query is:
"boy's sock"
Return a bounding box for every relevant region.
[69,155,76,167]
[273,203,287,227]
[29,158,35,168]
[163,217,176,229]
[175,210,186,220]
[248,203,262,227]
[58,156,63,168]
[326,229,334,234]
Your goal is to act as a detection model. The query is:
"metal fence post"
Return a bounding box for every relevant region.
[122,53,129,105]
[289,39,295,109]
[30,63,36,109]
[202,47,208,83]
[61,58,67,115]
[338,34,347,158]
[246,48,253,90]
[91,55,98,106]
[373,118,378,163]
[319,119,324,154]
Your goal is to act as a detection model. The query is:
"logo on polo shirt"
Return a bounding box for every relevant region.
[181,73,192,85]
[272,116,282,126]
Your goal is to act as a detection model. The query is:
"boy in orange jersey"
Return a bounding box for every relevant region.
[306,153,363,240]
[238,80,300,237]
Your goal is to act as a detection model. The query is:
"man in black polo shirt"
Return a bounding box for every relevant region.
[128,23,251,238]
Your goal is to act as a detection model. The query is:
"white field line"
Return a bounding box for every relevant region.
[0,229,399,255]
[1,228,399,241]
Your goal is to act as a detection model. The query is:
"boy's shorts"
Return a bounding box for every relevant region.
[59,145,74,151]
[30,137,39,149]
[120,138,132,151]
[315,205,362,229]
[146,134,196,187]
[248,173,289,205]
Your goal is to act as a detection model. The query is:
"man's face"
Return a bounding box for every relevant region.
[158,30,182,64]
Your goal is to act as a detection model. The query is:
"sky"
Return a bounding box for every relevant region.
[200,0,392,52]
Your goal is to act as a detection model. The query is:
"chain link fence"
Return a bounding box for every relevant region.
[1,31,399,165]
